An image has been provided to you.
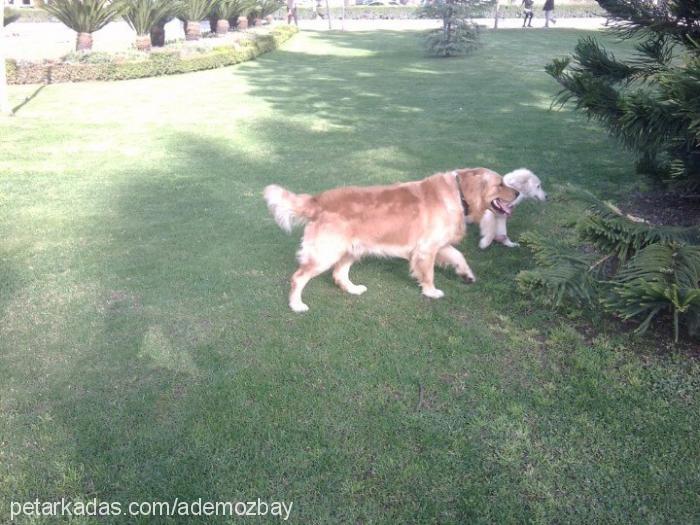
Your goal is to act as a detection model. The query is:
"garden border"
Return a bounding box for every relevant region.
[6,25,298,85]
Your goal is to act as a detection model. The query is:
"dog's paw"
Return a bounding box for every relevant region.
[503,239,520,248]
[461,274,476,284]
[289,301,309,313]
[422,288,445,299]
[347,284,368,295]
[479,238,493,250]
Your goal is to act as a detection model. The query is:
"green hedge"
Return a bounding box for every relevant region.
[4,7,53,23]
[493,3,605,17]
[7,26,298,85]
[295,3,603,19]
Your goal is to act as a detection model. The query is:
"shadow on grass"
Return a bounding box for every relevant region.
[235,30,636,195]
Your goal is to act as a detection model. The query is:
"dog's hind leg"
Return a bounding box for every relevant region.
[479,211,497,249]
[437,245,476,283]
[289,262,328,312]
[333,254,367,295]
[410,248,443,299]
[289,225,346,312]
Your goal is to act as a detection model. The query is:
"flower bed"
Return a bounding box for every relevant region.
[6,25,298,85]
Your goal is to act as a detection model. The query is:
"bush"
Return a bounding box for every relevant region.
[516,192,700,342]
[423,20,481,57]
[605,243,700,342]
[2,7,53,23]
[6,25,297,84]
[417,0,490,57]
[4,7,21,26]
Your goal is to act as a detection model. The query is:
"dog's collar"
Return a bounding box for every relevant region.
[452,171,470,217]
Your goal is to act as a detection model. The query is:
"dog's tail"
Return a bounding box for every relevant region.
[263,184,319,233]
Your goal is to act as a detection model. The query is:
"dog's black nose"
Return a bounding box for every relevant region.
[513,190,520,198]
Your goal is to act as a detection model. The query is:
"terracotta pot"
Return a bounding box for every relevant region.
[265,14,273,24]
[76,32,93,51]
[216,18,229,35]
[237,15,248,29]
[254,17,262,26]
[186,20,201,40]
[135,34,151,52]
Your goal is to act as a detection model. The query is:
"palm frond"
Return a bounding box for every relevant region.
[605,242,700,341]
[516,232,601,307]
[251,0,283,18]
[176,0,218,20]
[574,190,700,261]
[215,0,254,19]
[43,0,125,33]
[121,0,172,35]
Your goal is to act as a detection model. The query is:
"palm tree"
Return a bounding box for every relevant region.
[212,0,253,35]
[120,0,172,51]
[42,0,125,51]
[251,0,282,25]
[177,0,218,40]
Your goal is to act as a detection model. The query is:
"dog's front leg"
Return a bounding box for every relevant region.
[410,249,443,299]
[437,245,476,283]
[478,211,496,249]
[494,215,519,247]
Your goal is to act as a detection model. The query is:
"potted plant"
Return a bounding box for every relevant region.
[213,0,253,34]
[177,0,218,40]
[42,0,125,51]
[121,0,173,51]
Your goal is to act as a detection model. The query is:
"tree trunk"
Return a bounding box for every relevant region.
[150,23,165,47]
[76,32,93,51]
[237,16,248,29]
[0,7,11,115]
[186,20,201,40]
[135,34,152,52]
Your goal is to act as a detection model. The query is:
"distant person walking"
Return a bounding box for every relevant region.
[521,0,534,27]
[313,0,325,19]
[287,0,298,25]
[543,0,556,27]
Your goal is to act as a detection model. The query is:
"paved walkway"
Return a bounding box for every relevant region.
[3,18,607,61]
[298,17,606,31]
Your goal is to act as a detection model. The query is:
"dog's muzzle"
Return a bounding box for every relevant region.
[491,198,513,217]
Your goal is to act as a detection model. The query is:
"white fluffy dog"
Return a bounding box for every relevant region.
[478,168,547,249]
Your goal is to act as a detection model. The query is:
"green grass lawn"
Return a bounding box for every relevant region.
[1,28,699,524]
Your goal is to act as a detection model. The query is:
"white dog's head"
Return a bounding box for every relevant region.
[503,168,547,204]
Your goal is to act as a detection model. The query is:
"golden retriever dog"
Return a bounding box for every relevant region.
[264,168,519,312]
[478,168,547,249]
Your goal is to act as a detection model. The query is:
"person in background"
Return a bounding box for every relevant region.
[543,0,556,27]
[313,0,325,19]
[521,0,534,27]
[287,0,298,25]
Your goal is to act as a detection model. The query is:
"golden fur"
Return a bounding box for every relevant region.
[264,168,519,312]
